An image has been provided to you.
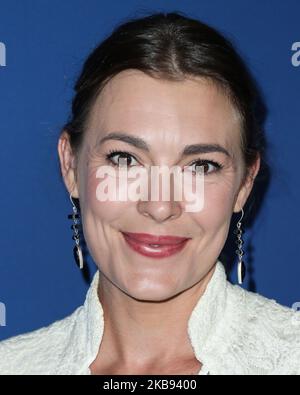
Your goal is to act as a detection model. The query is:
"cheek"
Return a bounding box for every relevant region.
[79,168,133,261]
[193,179,236,230]
[84,169,132,221]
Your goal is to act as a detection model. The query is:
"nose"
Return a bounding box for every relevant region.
[137,171,182,222]
[137,199,182,222]
[136,165,184,222]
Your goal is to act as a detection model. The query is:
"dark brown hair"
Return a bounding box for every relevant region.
[62,11,266,185]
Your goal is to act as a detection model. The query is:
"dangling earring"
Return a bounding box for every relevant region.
[235,208,246,285]
[68,194,84,269]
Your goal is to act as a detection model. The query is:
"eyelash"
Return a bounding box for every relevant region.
[105,149,223,175]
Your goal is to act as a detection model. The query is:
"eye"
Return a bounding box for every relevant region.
[105,150,139,168]
[187,159,223,175]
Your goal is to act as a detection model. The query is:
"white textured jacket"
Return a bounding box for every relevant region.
[0,260,299,375]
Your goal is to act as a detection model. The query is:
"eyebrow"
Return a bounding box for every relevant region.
[98,131,231,158]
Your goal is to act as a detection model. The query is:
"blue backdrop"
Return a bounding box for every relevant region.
[0,0,299,340]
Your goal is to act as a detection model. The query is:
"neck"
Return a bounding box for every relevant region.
[94,264,217,370]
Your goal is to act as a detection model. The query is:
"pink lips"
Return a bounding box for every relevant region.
[121,232,191,258]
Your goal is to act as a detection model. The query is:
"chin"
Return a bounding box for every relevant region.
[122,284,183,303]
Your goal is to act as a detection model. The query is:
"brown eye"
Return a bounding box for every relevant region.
[106,151,139,167]
[189,159,222,175]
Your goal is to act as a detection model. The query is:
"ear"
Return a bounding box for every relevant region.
[233,154,261,213]
[57,130,79,198]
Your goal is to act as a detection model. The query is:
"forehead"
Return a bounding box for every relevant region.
[87,69,241,150]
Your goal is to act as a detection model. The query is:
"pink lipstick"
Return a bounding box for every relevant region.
[121,232,191,258]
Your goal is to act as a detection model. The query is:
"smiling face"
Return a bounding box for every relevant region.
[58,69,260,301]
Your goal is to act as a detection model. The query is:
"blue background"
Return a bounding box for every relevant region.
[0,0,299,340]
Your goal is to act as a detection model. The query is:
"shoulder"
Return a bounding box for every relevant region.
[0,306,83,375]
[225,282,300,374]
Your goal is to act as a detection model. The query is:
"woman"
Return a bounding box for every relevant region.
[0,11,299,375]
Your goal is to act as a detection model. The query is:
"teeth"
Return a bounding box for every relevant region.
[149,244,161,248]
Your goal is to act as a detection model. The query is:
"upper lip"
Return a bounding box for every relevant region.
[122,232,191,245]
